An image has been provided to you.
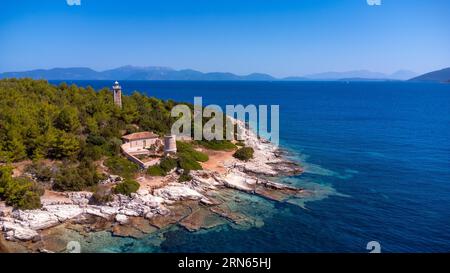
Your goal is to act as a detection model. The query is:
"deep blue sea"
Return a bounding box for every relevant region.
[52,80,450,253]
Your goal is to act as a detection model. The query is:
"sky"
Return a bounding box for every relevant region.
[0,0,449,77]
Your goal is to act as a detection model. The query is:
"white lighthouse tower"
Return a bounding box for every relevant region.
[112,81,122,108]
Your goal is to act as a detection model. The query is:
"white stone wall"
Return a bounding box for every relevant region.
[122,138,159,152]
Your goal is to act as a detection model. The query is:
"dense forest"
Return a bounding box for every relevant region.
[0,78,181,209]
[0,78,178,163]
[0,78,242,210]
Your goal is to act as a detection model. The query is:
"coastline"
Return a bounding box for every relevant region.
[0,120,304,253]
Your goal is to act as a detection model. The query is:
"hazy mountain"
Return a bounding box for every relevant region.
[390,70,417,80]
[282,76,310,81]
[302,70,416,81]
[101,65,174,80]
[409,67,450,82]
[0,66,276,81]
[0,66,417,81]
[304,70,387,80]
[0,67,102,80]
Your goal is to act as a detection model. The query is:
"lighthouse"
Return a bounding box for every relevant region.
[112,81,122,108]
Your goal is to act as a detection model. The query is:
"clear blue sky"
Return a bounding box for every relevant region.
[0,0,449,77]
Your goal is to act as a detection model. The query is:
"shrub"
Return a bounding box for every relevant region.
[147,157,179,176]
[52,161,101,191]
[86,134,107,146]
[233,147,254,161]
[90,186,113,204]
[178,172,193,182]
[0,167,42,210]
[53,166,85,191]
[77,160,102,187]
[105,156,139,178]
[236,141,245,147]
[15,190,42,210]
[159,157,178,172]
[147,165,166,176]
[25,161,53,183]
[176,141,194,153]
[113,179,140,196]
[178,154,203,171]
[80,143,104,161]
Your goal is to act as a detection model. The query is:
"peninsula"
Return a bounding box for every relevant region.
[0,79,303,252]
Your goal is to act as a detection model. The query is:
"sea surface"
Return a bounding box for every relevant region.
[51,80,450,253]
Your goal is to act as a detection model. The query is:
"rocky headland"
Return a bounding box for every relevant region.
[0,121,304,252]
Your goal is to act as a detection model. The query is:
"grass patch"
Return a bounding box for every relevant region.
[196,140,236,151]
[178,154,203,171]
[176,141,209,162]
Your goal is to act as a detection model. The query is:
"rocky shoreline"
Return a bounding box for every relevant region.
[0,122,304,252]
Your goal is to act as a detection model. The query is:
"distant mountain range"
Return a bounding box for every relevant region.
[303,69,417,81]
[0,66,276,81]
[409,67,450,83]
[0,66,435,82]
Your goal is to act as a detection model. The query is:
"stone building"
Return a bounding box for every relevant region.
[121,132,160,153]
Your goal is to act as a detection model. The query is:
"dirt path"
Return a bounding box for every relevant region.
[201,149,235,174]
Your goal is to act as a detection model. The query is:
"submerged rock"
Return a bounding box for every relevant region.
[179,208,225,231]
[111,224,144,239]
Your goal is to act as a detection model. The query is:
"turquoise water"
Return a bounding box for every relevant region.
[54,81,450,252]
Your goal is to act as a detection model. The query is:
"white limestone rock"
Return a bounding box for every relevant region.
[13,227,40,241]
[144,212,155,219]
[136,189,150,196]
[99,206,119,216]
[118,208,140,217]
[12,210,60,230]
[154,184,204,201]
[115,214,129,224]
[221,171,256,192]
[64,192,92,206]
[1,221,39,241]
[41,199,74,206]
[133,193,164,208]
[155,206,170,216]
[84,207,109,219]
[43,205,84,222]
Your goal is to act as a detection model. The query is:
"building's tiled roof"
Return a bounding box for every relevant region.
[122,131,159,141]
